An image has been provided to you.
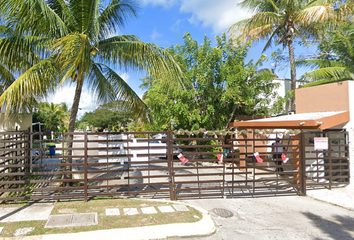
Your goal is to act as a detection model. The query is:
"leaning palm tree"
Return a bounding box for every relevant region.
[0,0,182,180]
[228,0,340,111]
[0,0,181,130]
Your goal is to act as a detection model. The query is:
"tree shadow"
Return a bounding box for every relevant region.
[303,212,354,239]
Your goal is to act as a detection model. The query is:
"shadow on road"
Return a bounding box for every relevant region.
[303,212,354,239]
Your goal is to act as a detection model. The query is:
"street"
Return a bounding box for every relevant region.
[179,195,354,240]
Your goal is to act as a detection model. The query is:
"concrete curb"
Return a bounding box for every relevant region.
[5,200,215,240]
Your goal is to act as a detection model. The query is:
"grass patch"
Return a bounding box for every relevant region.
[0,198,202,237]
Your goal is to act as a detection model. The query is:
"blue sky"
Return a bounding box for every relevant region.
[47,0,316,118]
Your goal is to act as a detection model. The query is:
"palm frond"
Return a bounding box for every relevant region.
[296,4,331,24]
[239,0,279,13]
[98,35,183,86]
[297,59,347,69]
[301,66,351,81]
[0,35,51,73]
[228,12,281,43]
[0,63,16,94]
[46,0,76,31]
[88,63,116,104]
[98,0,138,40]
[0,58,59,114]
[92,63,150,122]
[53,34,92,84]
[0,0,68,38]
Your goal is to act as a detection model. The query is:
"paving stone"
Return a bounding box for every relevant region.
[0,227,4,233]
[13,227,35,237]
[0,207,23,222]
[123,208,139,216]
[72,213,97,227]
[141,207,157,214]
[20,204,54,221]
[157,206,175,213]
[106,208,120,216]
[173,204,190,212]
[45,214,73,228]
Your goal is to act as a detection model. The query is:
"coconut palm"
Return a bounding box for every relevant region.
[228,0,340,110]
[0,0,182,181]
[37,102,69,131]
[300,25,354,87]
[0,0,182,132]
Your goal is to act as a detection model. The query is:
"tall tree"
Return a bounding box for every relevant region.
[0,0,182,181]
[0,0,181,130]
[228,0,338,111]
[142,32,278,131]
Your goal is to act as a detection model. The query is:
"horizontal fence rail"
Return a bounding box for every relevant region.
[0,130,349,203]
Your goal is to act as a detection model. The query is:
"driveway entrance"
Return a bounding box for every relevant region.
[0,130,349,203]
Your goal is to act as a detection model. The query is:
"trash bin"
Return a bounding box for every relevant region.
[49,145,56,156]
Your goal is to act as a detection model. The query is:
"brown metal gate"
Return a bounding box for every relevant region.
[169,132,303,199]
[0,130,349,203]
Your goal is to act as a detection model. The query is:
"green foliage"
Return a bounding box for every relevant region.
[32,102,69,132]
[76,101,133,130]
[300,24,354,85]
[142,32,278,131]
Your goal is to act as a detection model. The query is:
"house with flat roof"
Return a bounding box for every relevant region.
[231,80,354,189]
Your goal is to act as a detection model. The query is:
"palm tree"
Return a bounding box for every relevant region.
[300,24,354,86]
[0,0,181,130]
[37,102,69,131]
[0,0,182,181]
[228,0,339,111]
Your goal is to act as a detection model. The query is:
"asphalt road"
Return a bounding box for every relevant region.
[179,195,354,240]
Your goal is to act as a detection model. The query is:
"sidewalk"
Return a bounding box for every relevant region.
[307,186,354,211]
[0,200,215,240]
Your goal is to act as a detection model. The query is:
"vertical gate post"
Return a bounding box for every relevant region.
[84,131,88,202]
[299,132,307,196]
[167,130,176,200]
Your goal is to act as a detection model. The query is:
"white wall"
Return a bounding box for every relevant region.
[344,81,354,189]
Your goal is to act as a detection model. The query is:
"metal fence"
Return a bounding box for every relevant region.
[0,130,349,203]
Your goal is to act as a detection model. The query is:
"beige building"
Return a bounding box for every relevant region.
[0,114,32,132]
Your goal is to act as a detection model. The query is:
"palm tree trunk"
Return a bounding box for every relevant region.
[64,79,84,182]
[288,40,296,111]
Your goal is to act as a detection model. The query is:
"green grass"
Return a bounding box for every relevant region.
[0,198,202,237]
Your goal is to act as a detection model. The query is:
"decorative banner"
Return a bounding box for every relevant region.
[253,152,263,163]
[217,154,223,163]
[314,137,329,150]
[281,153,289,163]
[177,153,189,164]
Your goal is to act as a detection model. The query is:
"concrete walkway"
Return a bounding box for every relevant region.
[0,203,53,223]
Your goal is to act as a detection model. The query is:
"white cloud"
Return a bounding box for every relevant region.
[141,0,177,8]
[46,72,130,118]
[179,0,251,34]
[46,86,98,119]
[141,1,251,35]
[151,28,163,41]
[170,19,183,32]
[120,72,130,83]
